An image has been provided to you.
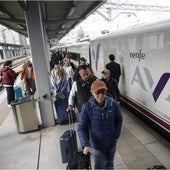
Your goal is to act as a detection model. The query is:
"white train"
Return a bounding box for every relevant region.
[56,41,90,64]
[54,19,170,141]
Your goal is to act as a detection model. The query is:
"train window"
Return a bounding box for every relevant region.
[68,52,80,61]
[143,36,149,50]
[150,35,158,49]
[158,34,164,49]
[128,37,136,51]
[143,34,164,50]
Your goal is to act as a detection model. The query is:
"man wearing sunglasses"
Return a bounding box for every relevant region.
[78,80,123,169]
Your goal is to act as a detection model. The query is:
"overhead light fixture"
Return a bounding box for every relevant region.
[68,6,75,17]
[17,24,23,29]
[61,24,65,28]
[0,10,4,15]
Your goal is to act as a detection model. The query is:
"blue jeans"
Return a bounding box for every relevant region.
[6,86,15,104]
[92,144,117,170]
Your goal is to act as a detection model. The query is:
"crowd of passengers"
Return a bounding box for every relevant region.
[49,50,120,115]
[50,50,122,170]
[0,49,122,169]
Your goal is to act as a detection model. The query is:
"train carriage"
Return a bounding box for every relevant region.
[90,20,170,140]
[53,20,170,141]
[54,41,90,64]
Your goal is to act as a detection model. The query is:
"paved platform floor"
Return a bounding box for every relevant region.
[0,98,169,169]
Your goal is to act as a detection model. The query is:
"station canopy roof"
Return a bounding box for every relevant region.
[0,1,105,40]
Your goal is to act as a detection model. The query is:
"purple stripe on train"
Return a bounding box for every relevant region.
[152,73,170,102]
[95,43,100,71]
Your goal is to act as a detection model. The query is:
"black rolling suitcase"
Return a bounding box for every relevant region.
[54,97,76,124]
[60,112,78,163]
[67,151,91,169]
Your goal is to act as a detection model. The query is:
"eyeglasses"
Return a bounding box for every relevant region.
[95,89,106,95]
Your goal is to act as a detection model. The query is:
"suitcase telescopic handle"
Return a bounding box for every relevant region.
[68,111,75,136]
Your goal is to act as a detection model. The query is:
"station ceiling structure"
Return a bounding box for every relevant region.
[96,2,170,22]
[0,1,105,41]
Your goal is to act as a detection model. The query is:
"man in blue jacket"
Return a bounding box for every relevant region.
[78,80,123,169]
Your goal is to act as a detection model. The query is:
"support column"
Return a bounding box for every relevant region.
[24,1,55,127]
[43,29,51,74]
[2,46,6,59]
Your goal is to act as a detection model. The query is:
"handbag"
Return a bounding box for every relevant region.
[55,92,65,100]
[66,151,91,169]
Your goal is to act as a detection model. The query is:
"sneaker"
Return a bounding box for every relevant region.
[8,104,11,108]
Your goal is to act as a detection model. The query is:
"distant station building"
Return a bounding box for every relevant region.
[0,25,28,59]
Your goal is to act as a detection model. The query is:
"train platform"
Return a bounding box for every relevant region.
[0,88,170,169]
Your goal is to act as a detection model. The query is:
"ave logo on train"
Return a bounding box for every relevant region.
[92,45,170,103]
[130,49,170,102]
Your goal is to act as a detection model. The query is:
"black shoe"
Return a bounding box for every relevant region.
[55,119,58,125]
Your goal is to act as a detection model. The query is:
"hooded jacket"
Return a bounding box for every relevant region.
[0,66,19,86]
[77,95,123,152]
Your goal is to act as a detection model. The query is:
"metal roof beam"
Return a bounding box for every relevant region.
[0,17,25,23]
[0,17,81,24]
[44,18,81,24]
[96,10,111,21]
[41,2,47,20]
[0,5,15,18]
[47,28,70,32]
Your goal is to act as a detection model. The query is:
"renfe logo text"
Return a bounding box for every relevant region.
[130,49,145,62]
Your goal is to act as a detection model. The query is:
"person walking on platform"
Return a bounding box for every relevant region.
[50,50,63,71]
[106,54,121,83]
[101,69,120,104]
[63,59,74,91]
[73,57,93,81]
[51,67,69,97]
[67,64,96,113]
[51,67,70,124]
[0,60,20,107]
[51,60,66,88]
[78,80,123,170]
[20,60,36,96]
[65,54,77,71]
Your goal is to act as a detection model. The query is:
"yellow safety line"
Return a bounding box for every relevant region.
[115,151,121,158]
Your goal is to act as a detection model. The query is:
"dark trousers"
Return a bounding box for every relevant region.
[25,79,36,96]
[68,78,72,91]
[92,145,116,169]
[6,86,15,104]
